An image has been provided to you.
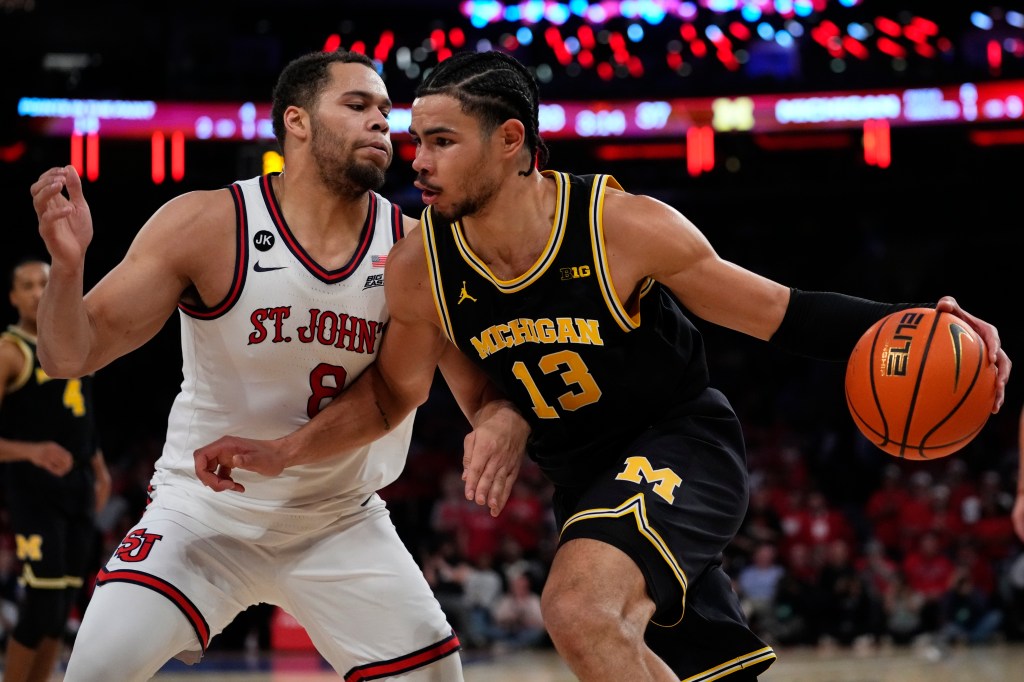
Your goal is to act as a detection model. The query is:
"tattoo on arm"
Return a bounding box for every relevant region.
[375,399,391,431]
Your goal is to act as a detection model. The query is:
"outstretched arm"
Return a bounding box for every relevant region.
[29,166,226,377]
[601,190,1011,412]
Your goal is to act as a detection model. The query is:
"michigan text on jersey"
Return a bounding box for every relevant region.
[471,318,604,359]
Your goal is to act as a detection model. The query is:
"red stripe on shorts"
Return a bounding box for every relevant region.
[344,631,461,681]
[97,567,211,649]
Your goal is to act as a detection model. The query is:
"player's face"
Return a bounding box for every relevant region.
[409,94,503,223]
[310,63,393,197]
[8,262,49,325]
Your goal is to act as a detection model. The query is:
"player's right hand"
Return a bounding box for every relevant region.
[29,441,74,477]
[193,435,289,492]
[30,165,95,267]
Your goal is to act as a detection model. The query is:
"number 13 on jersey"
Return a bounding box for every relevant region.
[511,349,602,419]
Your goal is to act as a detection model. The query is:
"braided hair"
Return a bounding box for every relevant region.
[417,50,550,176]
[271,50,378,149]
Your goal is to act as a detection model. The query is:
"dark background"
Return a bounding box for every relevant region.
[1,1,1021,490]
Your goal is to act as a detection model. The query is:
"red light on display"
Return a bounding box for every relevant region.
[863,119,891,168]
[877,37,907,59]
[152,131,165,184]
[322,34,342,52]
[913,42,936,58]
[171,131,185,182]
[70,132,83,176]
[86,132,99,181]
[875,16,901,38]
[578,25,595,50]
[728,22,751,41]
[430,29,445,51]
[969,129,1024,146]
[448,27,465,48]
[595,143,685,161]
[988,39,1003,75]
[842,36,870,60]
[374,30,395,63]
[686,126,714,176]
[908,16,938,37]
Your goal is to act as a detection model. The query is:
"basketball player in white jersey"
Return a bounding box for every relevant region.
[29,50,527,681]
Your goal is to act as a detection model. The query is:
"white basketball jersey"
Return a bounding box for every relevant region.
[150,174,414,536]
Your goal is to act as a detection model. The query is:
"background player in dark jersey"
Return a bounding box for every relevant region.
[0,258,110,682]
[195,51,1011,681]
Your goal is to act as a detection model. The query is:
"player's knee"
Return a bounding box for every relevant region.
[13,588,69,647]
[540,582,593,649]
[542,580,648,655]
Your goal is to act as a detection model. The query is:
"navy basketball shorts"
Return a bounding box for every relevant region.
[553,389,776,680]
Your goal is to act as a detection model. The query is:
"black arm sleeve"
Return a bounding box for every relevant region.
[769,288,934,362]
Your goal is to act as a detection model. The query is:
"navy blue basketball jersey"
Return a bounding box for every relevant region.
[422,171,717,486]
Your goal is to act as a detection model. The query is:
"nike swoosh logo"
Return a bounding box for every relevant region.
[948,322,972,391]
[253,261,286,272]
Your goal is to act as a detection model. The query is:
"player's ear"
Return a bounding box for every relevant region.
[283,105,310,141]
[499,119,526,158]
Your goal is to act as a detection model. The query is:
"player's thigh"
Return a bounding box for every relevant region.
[64,581,199,682]
[279,498,462,680]
[99,506,264,655]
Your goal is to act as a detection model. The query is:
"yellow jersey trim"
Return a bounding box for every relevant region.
[1,328,34,392]
[421,208,458,347]
[560,492,687,626]
[450,170,569,293]
[680,646,777,682]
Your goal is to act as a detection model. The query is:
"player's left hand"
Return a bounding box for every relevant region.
[935,296,1011,412]
[193,435,288,492]
[463,400,530,517]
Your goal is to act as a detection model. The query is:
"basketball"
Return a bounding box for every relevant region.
[844,307,997,460]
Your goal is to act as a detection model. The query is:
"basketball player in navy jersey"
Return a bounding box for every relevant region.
[30,50,527,681]
[1,259,111,682]
[195,51,1011,681]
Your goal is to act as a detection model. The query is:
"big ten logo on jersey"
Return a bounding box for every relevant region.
[560,265,591,280]
[115,528,163,563]
[248,307,386,354]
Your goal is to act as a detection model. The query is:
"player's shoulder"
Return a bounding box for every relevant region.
[600,184,678,230]
[389,218,427,271]
[0,331,31,386]
[154,185,236,227]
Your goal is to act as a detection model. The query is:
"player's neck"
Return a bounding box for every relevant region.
[12,319,38,338]
[460,171,555,279]
[270,170,372,268]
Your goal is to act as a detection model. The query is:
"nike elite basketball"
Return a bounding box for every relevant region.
[844,308,997,460]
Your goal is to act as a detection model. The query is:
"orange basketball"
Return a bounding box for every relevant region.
[844,307,997,460]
